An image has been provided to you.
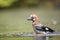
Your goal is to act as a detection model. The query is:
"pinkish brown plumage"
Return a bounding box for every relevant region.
[27,13,54,34]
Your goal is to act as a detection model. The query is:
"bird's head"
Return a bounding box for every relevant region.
[27,13,40,22]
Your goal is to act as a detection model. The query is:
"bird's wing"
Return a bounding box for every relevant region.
[35,26,55,32]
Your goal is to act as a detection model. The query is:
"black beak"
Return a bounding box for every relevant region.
[27,17,34,22]
[27,18,32,20]
[27,17,32,21]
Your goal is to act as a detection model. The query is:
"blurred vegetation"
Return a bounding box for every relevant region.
[0,0,60,9]
[27,0,39,5]
[0,0,40,8]
[0,0,18,8]
[0,0,60,8]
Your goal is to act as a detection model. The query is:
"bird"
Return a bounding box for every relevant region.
[27,13,55,34]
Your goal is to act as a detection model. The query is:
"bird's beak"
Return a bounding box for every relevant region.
[27,17,32,21]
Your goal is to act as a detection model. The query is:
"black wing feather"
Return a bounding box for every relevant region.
[35,26,55,32]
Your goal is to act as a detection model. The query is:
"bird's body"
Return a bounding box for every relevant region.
[27,13,55,34]
[32,22,54,34]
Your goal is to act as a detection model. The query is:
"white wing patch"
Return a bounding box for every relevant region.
[45,28,49,30]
